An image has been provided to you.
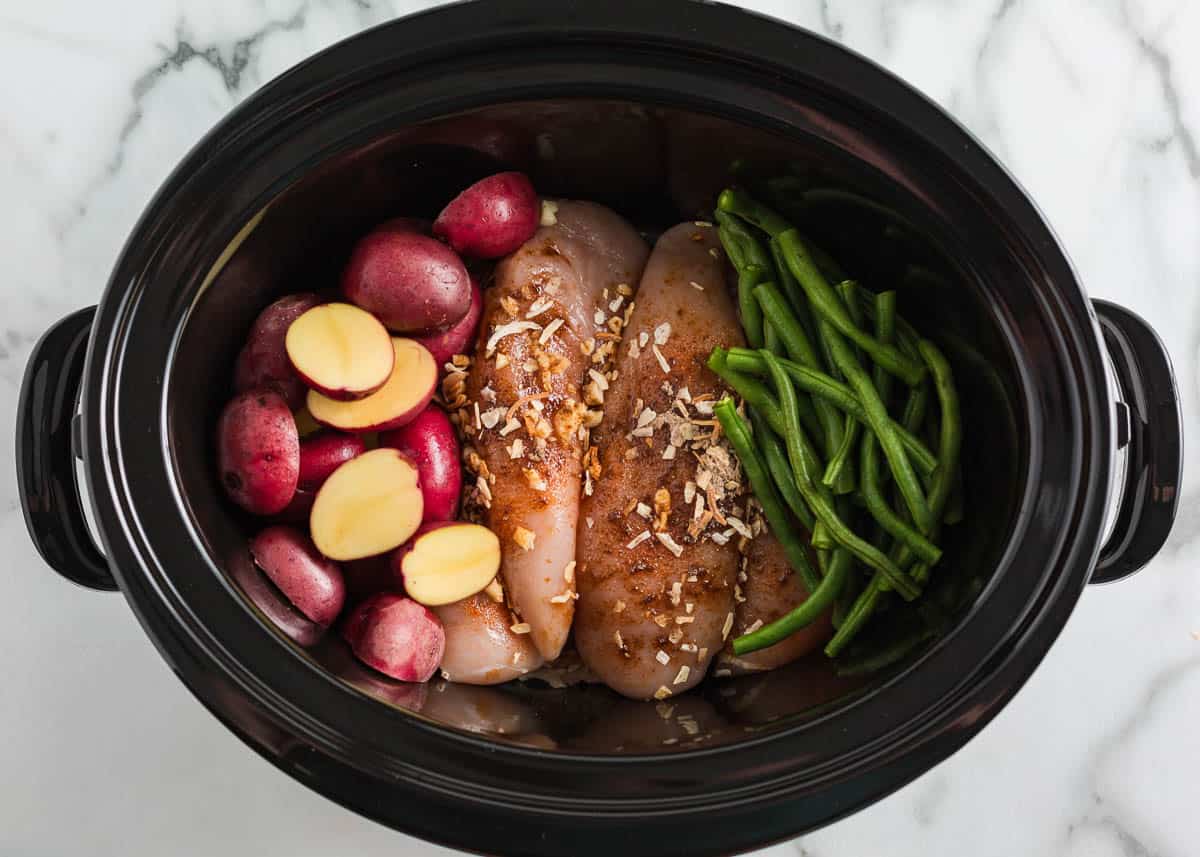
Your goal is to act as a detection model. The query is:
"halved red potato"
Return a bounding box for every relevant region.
[298,431,367,490]
[285,303,395,400]
[249,525,345,628]
[340,592,445,682]
[307,338,437,433]
[393,522,500,606]
[310,447,424,561]
[217,390,299,515]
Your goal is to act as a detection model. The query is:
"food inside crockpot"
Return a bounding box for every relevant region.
[285,303,395,400]
[379,403,463,523]
[433,171,540,258]
[306,338,438,433]
[394,522,501,606]
[411,274,484,366]
[310,448,424,560]
[250,525,345,628]
[216,167,964,699]
[340,220,473,332]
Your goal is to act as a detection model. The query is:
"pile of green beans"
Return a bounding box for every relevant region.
[710,186,964,669]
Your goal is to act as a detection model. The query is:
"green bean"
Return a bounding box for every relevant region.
[713,399,820,593]
[776,229,926,385]
[850,288,924,366]
[761,351,918,598]
[872,291,898,407]
[762,317,783,355]
[901,382,930,435]
[752,283,821,369]
[860,434,942,566]
[708,350,830,486]
[707,348,786,434]
[919,340,963,522]
[822,413,859,489]
[735,266,767,349]
[750,409,815,532]
[714,209,773,270]
[722,349,938,477]
[822,321,935,535]
[733,545,852,655]
[717,187,793,237]
[901,340,963,586]
[753,283,848,488]
[768,235,818,342]
[811,522,834,550]
[710,348,825,444]
[824,576,883,656]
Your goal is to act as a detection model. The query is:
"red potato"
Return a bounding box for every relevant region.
[285,303,395,400]
[392,522,500,606]
[250,525,346,628]
[298,431,366,490]
[433,171,539,259]
[310,447,424,561]
[307,338,437,433]
[411,274,483,366]
[233,293,322,408]
[379,404,461,522]
[341,226,471,332]
[340,593,445,682]
[217,390,299,515]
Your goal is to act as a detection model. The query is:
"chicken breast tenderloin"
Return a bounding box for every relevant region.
[575,222,748,701]
[460,200,650,661]
[715,532,832,676]
[434,593,543,685]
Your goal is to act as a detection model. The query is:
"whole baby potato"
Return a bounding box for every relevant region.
[341,225,471,333]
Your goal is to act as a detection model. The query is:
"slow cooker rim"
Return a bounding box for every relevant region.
[78,0,1113,849]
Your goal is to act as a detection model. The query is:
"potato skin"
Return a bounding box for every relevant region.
[411,274,483,366]
[217,390,299,515]
[433,171,540,259]
[340,593,445,682]
[233,293,322,408]
[379,404,462,522]
[250,525,346,627]
[341,228,471,332]
[298,431,366,490]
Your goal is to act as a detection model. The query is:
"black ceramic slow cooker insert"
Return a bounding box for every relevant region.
[15,2,1183,855]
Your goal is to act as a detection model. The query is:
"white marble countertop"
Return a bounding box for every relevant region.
[2,1,1197,855]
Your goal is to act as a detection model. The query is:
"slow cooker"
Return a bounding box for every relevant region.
[15,2,1182,854]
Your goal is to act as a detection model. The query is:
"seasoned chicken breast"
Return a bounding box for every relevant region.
[575,222,747,701]
[460,200,649,661]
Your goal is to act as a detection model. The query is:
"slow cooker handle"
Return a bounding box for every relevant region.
[1090,300,1182,584]
[16,306,116,591]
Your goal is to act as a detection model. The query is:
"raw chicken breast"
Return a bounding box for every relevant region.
[575,222,746,701]
[461,200,649,660]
